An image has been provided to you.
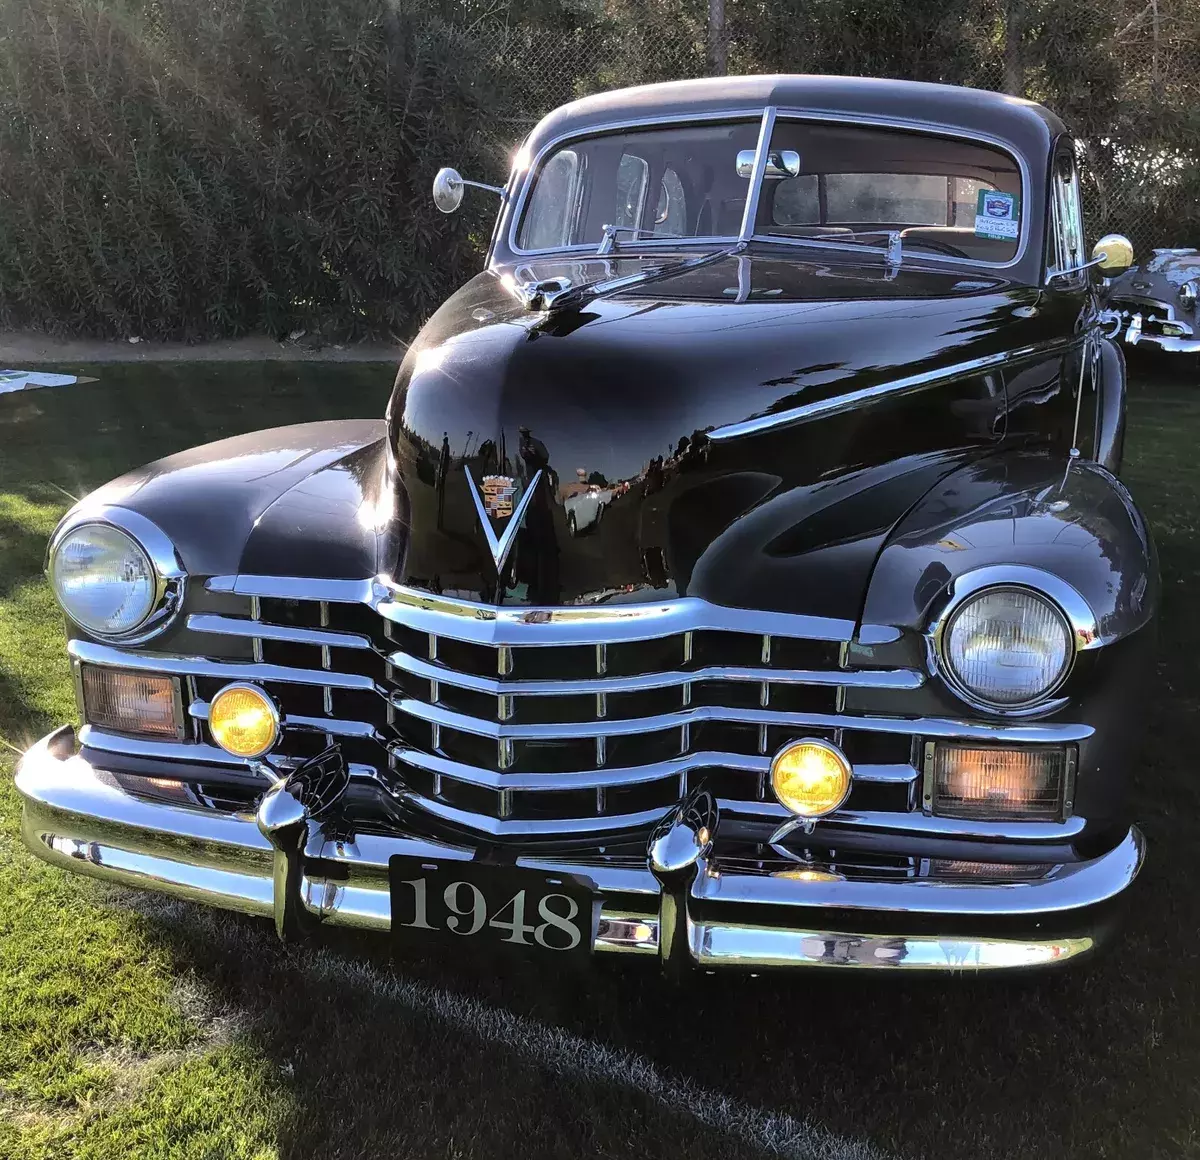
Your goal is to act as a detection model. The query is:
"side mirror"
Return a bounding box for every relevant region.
[432,167,505,215]
[1092,233,1134,276]
[432,167,465,214]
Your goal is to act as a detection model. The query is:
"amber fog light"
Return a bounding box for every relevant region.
[770,738,853,819]
[208,682,280,759]
[925,743,1072,821]
[80,666,182,739]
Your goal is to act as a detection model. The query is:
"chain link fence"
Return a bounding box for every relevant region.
[466,6,1200,259]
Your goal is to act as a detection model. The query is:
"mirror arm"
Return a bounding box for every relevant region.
[461,179,505,197]
[1048,253,1109,285]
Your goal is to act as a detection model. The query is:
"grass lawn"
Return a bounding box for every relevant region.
[1,359,1199,1160]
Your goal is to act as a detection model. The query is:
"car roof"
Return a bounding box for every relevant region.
[523,74,1066,162]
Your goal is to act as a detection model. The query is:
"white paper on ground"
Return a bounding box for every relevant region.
[0,370,98,395]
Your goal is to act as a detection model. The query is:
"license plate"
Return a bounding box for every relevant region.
[389,856,598,956]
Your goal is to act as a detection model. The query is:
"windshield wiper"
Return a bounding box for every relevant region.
[515,243,745,314]
[596,223,686,255]
[787,228,904,268]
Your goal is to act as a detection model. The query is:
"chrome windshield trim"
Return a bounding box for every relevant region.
[68,639,383,695]
[187,613,375,651]
[394,696,1094,744]
[389,648,922,695]
[708,337,1073,442]
[505,106,1031,273]
[738,107,777,242]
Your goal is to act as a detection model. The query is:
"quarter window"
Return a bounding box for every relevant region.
[1051,149,1085,275]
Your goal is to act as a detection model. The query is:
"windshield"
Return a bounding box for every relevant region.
[516,117,1023,265]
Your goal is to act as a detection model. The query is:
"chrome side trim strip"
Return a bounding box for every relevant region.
[203,576,859,645]
[389,648,922,695]
[69,639,383,695]
[79,724,249,768]
[392,744,915,792]
[207,575,381,604]
[688,919,1094,970]
[693,827,1141,914]
[708,338,1073,442]
[393,697,1094,744]
[187,613,374,651]
[715,798,1087,841]
[188,700,382,741]
[394,788,669,836]
[377,587,856,646]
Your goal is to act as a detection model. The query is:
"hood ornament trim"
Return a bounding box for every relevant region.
[465,468,544,575]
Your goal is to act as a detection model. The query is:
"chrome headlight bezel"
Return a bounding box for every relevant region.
[928,567,1097,716]
[47,507,186,643]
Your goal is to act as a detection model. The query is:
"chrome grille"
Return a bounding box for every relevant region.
[172,583,932,835]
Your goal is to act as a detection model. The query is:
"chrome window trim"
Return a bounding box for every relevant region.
[48,505,187,645]
[924,565,1099,717]
[708,336,1072,442]
[504,106,1031,274]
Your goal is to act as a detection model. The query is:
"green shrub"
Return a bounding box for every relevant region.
[0,0,515,340]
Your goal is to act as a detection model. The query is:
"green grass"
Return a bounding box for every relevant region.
[2,359,1200,1159]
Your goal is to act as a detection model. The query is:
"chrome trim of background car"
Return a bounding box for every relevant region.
[708,337,1074,442]
[15,729,1142,971]
[504,106,1031,274]
[48,505,188,645]
[687,919,1094,970]
[1126,332,1200,354]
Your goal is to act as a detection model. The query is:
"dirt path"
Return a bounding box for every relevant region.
[0,331,404,364]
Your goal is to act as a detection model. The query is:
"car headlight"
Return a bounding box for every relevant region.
[49,523,159,636]
[1179,280,1197,310]
[940,586,1073,709]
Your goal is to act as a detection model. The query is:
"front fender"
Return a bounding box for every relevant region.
[857,450,1158,837]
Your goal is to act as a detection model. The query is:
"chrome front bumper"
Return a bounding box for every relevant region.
[15,727,1145,973]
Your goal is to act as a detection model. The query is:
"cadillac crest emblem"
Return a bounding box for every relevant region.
[481,475,517,519]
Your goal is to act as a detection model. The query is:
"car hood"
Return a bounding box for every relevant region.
[386,250,1063,619]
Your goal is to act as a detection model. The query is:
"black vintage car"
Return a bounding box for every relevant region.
[17,76,1157,973]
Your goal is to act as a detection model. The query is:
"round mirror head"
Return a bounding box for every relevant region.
[1093,233,1134,274]
[432,167,464,214]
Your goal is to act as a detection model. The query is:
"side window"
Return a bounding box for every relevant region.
[614,153,649,230]
[1051,148,1085,274]
[518,148,580,250]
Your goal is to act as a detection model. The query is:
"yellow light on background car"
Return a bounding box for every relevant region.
[208,682,280,759]
[770,738,853,818]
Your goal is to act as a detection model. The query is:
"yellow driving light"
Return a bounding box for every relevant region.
[770,738,853,819]
[208,682,280,759]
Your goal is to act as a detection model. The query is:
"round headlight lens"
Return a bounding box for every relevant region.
[50,523,157,636]
[208,683,280,759]
[942,587,1073,708]
[770,738,853,818]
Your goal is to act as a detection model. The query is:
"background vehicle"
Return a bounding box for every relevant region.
[1109,248,1200,358]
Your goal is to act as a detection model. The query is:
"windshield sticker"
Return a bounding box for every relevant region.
[975,190,1020,240]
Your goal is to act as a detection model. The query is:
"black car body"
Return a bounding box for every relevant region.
[17,76,1156,972]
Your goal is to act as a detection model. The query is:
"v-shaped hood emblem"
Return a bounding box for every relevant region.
[465,468,544,575]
